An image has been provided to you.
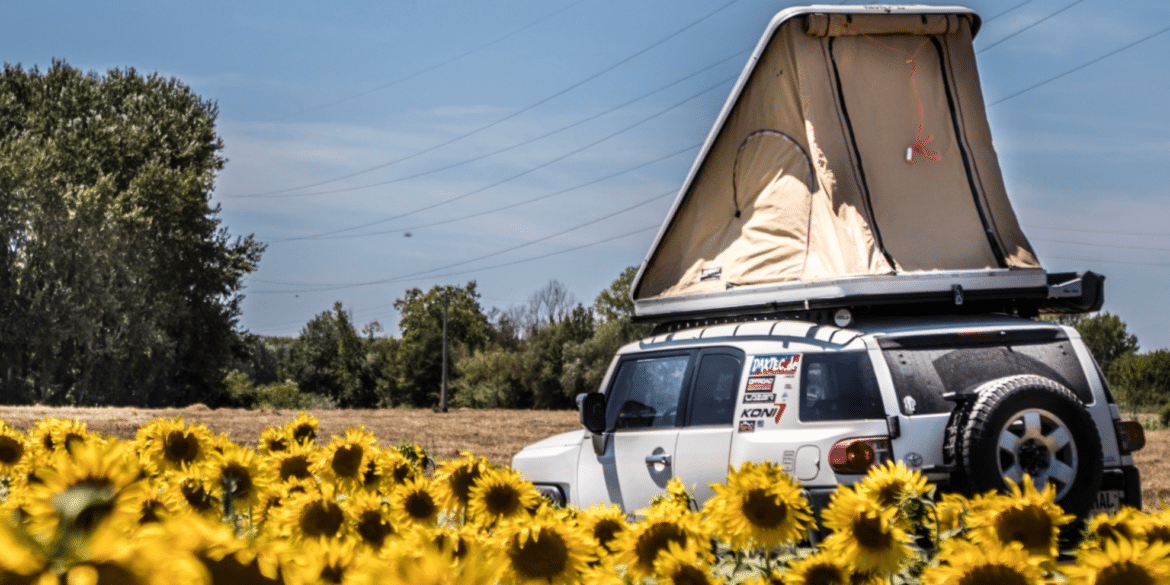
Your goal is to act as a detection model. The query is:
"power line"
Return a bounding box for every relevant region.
[988,23,1170,105]
[227,48,749,201]
[266,144,697,243]
[274,74,735,241]
[983,0,1039,24]
[1033,237,1170,252]
[977,0,1085,54]
[224,0,744,198]
[1026,224,1170,238]
[224,0,588,133]
[250,190,672,291]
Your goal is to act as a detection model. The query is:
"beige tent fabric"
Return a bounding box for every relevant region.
[635,11,1039,302]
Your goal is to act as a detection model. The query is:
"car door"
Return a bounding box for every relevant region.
[601,349,742,513]
[673,349,742,503]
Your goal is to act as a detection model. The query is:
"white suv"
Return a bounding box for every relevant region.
[512,313,1143,520]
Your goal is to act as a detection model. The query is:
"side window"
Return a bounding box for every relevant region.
[799,352,885,421]
[687,352,742,427]
[605,354,691,431]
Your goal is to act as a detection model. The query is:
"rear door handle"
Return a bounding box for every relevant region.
[645,453,672,466]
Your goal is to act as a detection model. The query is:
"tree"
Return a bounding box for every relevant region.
[1109,350,1170,410]
[1075,312,1138,376]
[285,302,369,407]
[594,266,639,323]
[394,283,490,407]
[0,62,263,406]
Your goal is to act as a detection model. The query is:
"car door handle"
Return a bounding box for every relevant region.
[645,453,672,466]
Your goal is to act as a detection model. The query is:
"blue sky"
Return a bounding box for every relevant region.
[5,0,1170,350]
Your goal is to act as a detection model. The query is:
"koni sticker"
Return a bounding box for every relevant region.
[740,407,780,419]
[746,376,775,392]
[750,354,802,377]
[772,403,787,423]
[738,420,756,433]
[742,393,776,404]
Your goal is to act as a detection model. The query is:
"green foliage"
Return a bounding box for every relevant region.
[0,61,263,406]
[450,346,525,408]
[283,302,397,408]
[1109,349,1170,411]
[221,370,335,410]
[593,265,639,323]
[1075,312,1138,376]
[394,283,490,407]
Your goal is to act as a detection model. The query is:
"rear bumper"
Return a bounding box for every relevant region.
[1102,465,1142,510]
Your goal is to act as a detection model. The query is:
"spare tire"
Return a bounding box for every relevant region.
[950,375,1103,519]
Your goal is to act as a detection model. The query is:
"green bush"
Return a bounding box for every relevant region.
[221,370,335,409]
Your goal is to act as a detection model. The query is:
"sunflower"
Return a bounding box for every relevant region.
[935,492,973,538]
[856,460,932,529]
[28,417,92,456]
[265,442,320,484]
[274,483,352,542]
[968,475,1072,560]
[577,503,628,557]
[1079,507,1149,553]
[1064,537,1170,585]
[390,477,441,528]
[920,538,1047,585]
[281,537,375,585]
[0,424,29,477]
[497,512,594,585]
[23,439,148,544]
[653,540,723,585]
[164,513,283,585]
[284,413,319,447]
[379,540,502,585]
[466,467,542,528]
[255,476,318,528]
[434,452,491,513]
[611,506,708,581]
[125,478,185,526]
[346,489,398,551]
[702,460,812,549]
[0,516,48,581]
[64,521,205,585]
[1144,507,1170,545]
[258,426,292,457]
[649,477,697,516]
[163,472,223,521]
[317,428,379,494]
[819,487,914,576]
[380,449,420,491]
[784,550,854,585]
[138,417,215,477]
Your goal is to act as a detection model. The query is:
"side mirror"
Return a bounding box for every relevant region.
[577,392,606,434]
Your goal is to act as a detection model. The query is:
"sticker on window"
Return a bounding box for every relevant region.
[750,354,801,376]
[743,393,776,404]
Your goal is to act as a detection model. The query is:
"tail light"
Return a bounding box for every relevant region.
[1114,420,1145,455]
[828,436,891,474]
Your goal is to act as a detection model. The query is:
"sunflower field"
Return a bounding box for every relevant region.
[0,414,1167,585]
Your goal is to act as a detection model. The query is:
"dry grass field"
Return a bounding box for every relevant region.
[0,405,1164,511]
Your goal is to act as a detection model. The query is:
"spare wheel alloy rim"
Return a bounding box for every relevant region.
[995,407,1078,500]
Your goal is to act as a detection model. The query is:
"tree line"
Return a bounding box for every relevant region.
[224,269,650,410]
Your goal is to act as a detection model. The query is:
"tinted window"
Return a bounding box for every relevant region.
[882,341,1092,415]
[606,354,691,430]
[799,352,885,421]
[687,353,742,427]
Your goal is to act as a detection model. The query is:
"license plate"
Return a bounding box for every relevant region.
[1088,489,1122,517]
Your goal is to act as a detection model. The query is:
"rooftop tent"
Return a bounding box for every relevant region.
[632,5,1044,320]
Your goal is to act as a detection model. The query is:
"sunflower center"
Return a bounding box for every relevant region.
[319,565,345,584]
[0,436,24,465]
[265,436,289,453]
[852,513,893,551]
[994,506,1053,555]
[279,456,313,481]
[960,564,1033,585]
[1097,561,1157,585]
[743,489,789,529]
[485,485,521,516]
[391,462,414,485]
[804,564,848,585]
[164,431,200,464]
[404,491,437,521]
[673,564,713,585]
[593,519,625,552]
[449,467,481,506]
[509,531,569,581]
[301,500,344,538]
[292,425,316,445]
[181,480,215,511]
[635,522,688,569]
[331,445,364,479]
[222,463,254,500]
[357,510,394,547]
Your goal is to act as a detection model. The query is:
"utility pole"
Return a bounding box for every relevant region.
[440,290,449,413]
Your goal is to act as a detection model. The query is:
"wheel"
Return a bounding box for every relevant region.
[951,375,1103,518]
